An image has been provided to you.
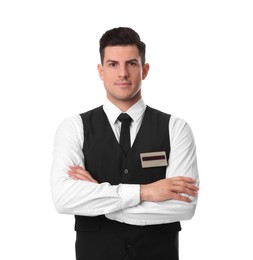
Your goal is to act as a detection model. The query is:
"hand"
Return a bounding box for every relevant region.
[140,177,199,203]
[68,166,98,183]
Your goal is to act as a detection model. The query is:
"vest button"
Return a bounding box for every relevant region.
[124,169,128,174]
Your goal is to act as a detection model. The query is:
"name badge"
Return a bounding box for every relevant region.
[140,151,168,168]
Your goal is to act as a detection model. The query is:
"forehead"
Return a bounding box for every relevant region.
[103,45,141,61]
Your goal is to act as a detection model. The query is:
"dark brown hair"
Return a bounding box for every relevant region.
[99,27,146,65]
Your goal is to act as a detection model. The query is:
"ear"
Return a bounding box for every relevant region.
[97,64,104,80]
[142,63,150,80]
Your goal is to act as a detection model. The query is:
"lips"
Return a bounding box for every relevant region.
[115,81,131,86]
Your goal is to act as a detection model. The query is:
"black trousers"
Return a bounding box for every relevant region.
[75,216,179,260]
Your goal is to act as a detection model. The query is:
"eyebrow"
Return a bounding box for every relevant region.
[105,59,117,64]
[105,58,139,64]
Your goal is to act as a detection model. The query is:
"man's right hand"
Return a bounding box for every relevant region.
[140,177,199,203]
[68,166,198,203]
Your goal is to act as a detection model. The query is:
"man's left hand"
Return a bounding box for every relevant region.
[68,166,98,183]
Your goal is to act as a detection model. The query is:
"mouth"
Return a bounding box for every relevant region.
[115,81,132,87]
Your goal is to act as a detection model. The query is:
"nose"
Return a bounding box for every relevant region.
[118,65,129,79]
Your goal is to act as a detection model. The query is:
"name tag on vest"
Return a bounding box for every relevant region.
[140,151,168,168]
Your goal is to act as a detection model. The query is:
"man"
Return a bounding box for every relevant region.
[51,27,199,260]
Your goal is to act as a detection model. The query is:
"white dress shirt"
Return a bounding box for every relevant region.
[50,98,199,226]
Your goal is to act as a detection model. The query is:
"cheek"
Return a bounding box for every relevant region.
[103,74,112,83]
[135,71,144,82]
[103,69,116,80]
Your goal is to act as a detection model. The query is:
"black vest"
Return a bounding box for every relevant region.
[75,105,181,232]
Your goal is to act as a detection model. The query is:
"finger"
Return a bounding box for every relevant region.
[69,165,86,174]
[68,169,98,183]
[172,176,197,183]
[172,179,199,190]
[174,182,199,192]
[69,166,92,179]
[70,166,97,182]
[68,173,79,180]
[85,174,98,183]
[68,171,84,180]
[171,184,198,196]
[172,193,192,203]
[74,173,91,181]
[68,171,96,182]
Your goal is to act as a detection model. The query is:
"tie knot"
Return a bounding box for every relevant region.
[117,113,132,123]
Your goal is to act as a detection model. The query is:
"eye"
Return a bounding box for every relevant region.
[128,61,138,66]
[108,62,117,67]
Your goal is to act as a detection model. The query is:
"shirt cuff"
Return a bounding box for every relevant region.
[119,184,140,209]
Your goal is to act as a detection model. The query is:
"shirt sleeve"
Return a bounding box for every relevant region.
[106,116,199,225]
[50,115,140,216]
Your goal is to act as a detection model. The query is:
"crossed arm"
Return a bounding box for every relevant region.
[51,115,199,224]
[68,165,199,203]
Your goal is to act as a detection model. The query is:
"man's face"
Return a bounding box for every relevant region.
[98,45,149,106]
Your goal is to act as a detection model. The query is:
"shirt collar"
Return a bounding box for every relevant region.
[103,98,147,124]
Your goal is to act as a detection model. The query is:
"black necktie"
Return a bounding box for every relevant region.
[118,113,132,155]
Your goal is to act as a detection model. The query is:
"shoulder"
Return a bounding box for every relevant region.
[80,106,103,119]
[58,114,82,130]
[55,114,83,141]
[147,106,192,132]
[146,106,171,125]
[170,115,189,130]
[169,115,195,144]
[147,106,171,117]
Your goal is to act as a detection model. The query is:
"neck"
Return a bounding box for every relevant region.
[107,95,141,112]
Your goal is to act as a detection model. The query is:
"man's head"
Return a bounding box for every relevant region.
[98,27,149,111]
[99,27,146,65]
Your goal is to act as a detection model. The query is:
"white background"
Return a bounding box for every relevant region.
[0,0,252,259]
